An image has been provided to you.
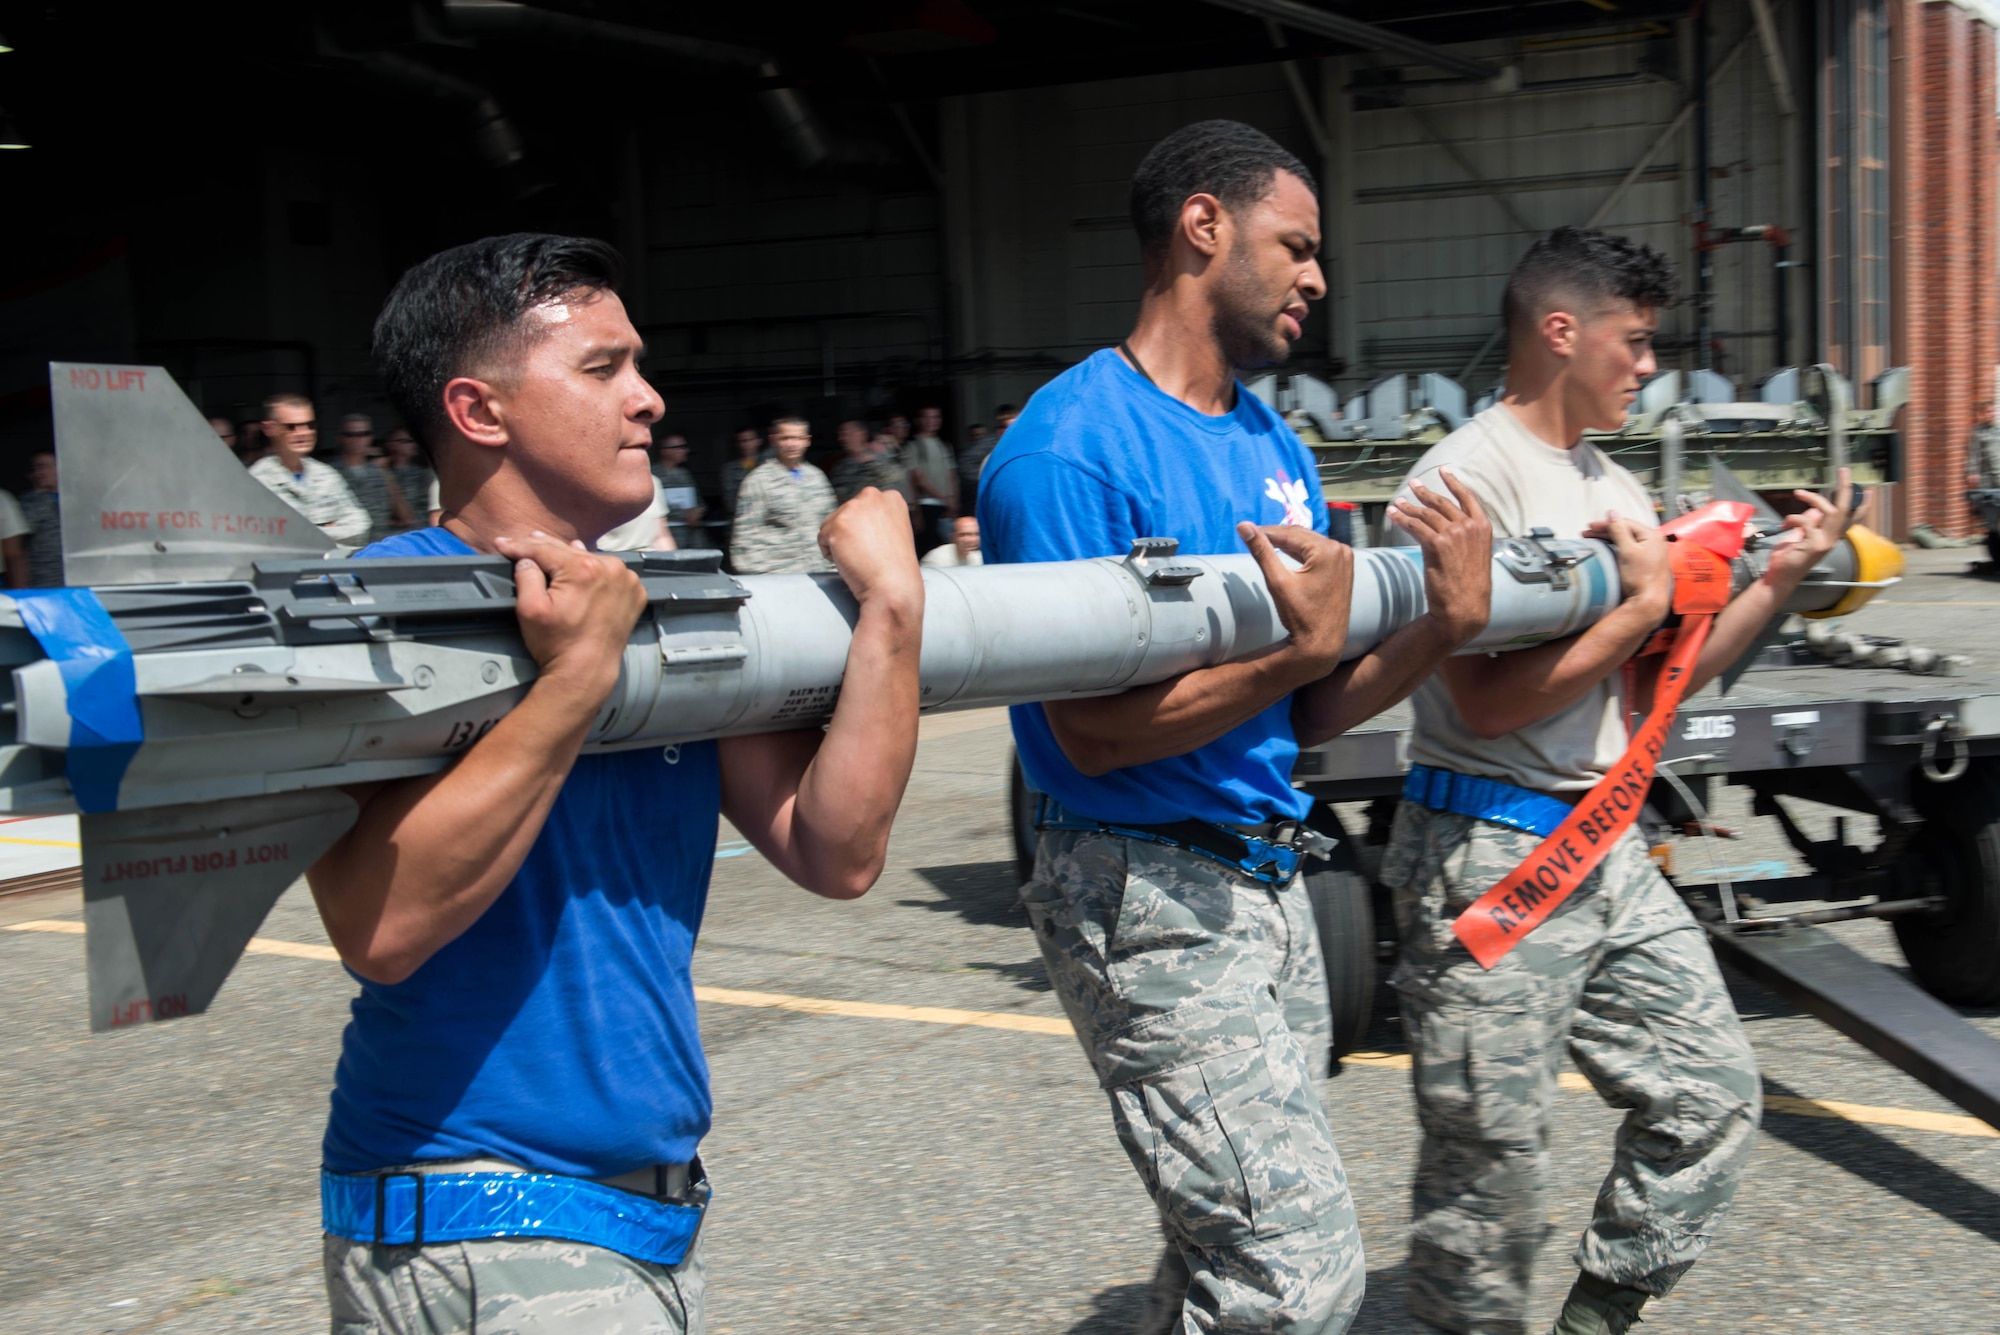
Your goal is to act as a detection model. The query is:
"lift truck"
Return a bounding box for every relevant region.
[1010,640,2000,1132]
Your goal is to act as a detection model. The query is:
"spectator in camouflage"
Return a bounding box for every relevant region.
[728,417,835,574]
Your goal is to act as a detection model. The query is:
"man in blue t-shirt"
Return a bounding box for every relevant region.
[980,121,1492,1334]
[310,234,924,1334]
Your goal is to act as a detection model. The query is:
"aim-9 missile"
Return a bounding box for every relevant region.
[20,364,1902,1031]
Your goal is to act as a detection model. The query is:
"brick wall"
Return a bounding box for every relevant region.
[1893,0,1999,535]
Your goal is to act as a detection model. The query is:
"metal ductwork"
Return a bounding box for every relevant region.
[756,63,833,170]
[358,50,539,191]
[440,0,894,173]
[1199,0,1500,83]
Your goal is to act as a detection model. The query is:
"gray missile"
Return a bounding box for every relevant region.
[18,365,1898,1031]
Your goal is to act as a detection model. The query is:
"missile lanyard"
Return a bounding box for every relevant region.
[1451,503,1752,969]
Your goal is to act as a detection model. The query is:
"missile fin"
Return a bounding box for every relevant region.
[1717,611,1790,694]
[1705,455,1786,532]
[81,789,358,1031]
[49,362,335,587]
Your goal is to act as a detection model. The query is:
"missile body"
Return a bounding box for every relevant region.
[0,522,1899,820]
[26,360,1904,1032]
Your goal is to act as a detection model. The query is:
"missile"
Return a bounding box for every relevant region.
[24,365,1901,1030]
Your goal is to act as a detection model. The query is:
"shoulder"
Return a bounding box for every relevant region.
[351,527,473,560]
[247,456,282,481]
[979,448,1119,508]
[307,459,355,488]
[1402,412,1512,489]
[983,367,1129,498]
[1585,444,1652,503]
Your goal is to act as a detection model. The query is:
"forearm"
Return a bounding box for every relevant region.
[1293,613,1460,747]
[788,594,923,894]
[1447,596,1666,739]
[721,593,923,898]
[1047,645,1328,777]
[307,675,602,981]
[1687,565,1805,694]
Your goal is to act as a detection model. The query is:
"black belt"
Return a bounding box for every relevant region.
[1034,796,1334,884]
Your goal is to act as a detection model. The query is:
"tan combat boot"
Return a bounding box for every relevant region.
[1550,1272,1649,1335]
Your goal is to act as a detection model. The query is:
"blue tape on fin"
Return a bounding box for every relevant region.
[13,589,142,812]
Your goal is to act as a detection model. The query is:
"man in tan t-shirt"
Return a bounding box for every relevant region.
[1383,226,1855,1335]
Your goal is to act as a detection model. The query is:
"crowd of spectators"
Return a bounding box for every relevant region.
[18,393,1007,587]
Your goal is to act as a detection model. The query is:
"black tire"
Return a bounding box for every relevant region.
[1008,749,1038,885]
[1303,804,1376,1061]
[1986,528,2000,567]
[1893,763,2000,1005]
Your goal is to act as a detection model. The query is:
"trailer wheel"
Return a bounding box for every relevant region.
[1894,765,2000,1005]
[1008,750,1038,885]
[1303,805,1376,1062]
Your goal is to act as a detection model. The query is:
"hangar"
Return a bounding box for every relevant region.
[0,0,1992,533]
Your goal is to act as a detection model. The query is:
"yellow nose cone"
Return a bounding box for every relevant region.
[1803,523,1905,620]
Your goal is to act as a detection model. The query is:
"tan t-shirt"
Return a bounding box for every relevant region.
[1391,403,1655,792]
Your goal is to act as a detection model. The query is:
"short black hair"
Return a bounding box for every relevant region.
[1129,120,1316,259]
[373,233,623,455]
[1502,226,1676,341]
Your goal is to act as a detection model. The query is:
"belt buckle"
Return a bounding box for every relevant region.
[374,1170,424,1247]
[1269,819,1336,863]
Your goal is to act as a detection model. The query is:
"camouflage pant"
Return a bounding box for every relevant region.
[324,1232,706,1334]
[1382,804,1761,1335]
[1025,831,1366,1334]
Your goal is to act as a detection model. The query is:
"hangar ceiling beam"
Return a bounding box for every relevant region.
[1202,0,1497,83]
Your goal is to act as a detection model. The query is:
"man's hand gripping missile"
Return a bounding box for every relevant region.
[1286,469,1495,747]
[1454,474,1860,968]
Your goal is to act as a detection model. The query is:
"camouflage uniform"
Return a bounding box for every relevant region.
[325,1232,705,1334]
[249,455,372,544]
[1025,830,1365,1334]
[1382,805,1761,1335]
[727,460,835,574]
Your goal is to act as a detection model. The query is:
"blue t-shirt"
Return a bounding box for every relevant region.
[978,348,1329,826]
[323,526,721,1177]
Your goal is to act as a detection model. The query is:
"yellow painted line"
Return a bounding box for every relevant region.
[1764,1093,1998,1138]
[692,984,1073,1035]
[247,937,341,962]
[8,921,1995,1139]
[5,919,340,962]
[0,835,80,848]
[1344,1048,1995,1138]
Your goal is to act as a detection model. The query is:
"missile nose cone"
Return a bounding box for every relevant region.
[1803,523,1904,620]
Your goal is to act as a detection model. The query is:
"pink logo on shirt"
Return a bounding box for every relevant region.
[1264,470,1314,527]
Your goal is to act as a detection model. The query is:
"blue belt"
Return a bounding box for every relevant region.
[321,1162,708,1266]
[1033,795,1331,884]
[1403,764,1574,839]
